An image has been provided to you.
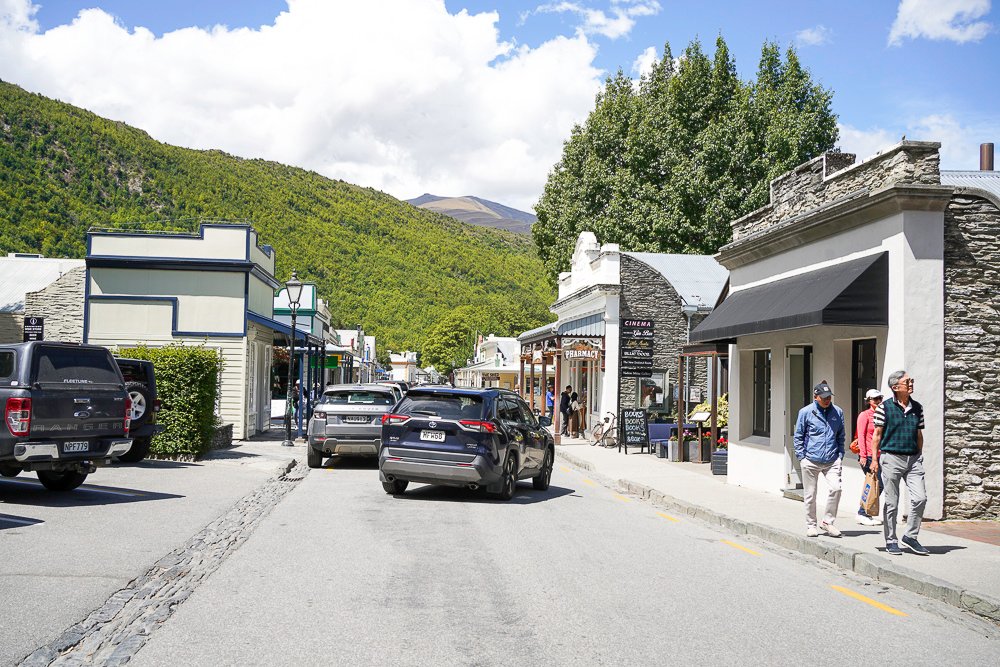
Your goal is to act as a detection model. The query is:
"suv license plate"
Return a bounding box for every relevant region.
[64,441,90,453]
[343,416,369,423]
[420,430,445,442]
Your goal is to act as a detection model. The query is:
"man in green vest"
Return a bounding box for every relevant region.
[871,369,928,556]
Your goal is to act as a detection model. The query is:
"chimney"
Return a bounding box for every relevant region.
[982,143,995,171]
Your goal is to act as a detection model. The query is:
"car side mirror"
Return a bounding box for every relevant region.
[537,416,552,428]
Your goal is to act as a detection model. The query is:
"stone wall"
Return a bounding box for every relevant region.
[23,266,85,343]
[618,255,707,415]
[0,313,23,344]
[943,191,1000,519]
[730,142,941,243]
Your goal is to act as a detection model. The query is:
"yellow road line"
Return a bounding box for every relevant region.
[656,512,680,522]
[721,540,760,556]
[581,478,595,486]
[559,466,572,473]
[830,585,907,617]
[613,494,631,503]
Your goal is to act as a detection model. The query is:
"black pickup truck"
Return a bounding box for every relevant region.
[0,342,133,491]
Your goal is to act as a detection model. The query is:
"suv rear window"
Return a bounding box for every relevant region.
[0,351,14,378]
[322,390,394,405]
[32,346,121,385]
[396,393,484,420]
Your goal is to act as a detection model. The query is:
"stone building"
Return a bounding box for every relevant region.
[692,140,1000,519]
[0,255,84,343]
[517,232,727,436]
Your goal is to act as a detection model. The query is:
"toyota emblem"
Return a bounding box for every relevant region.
[428,421,437,428]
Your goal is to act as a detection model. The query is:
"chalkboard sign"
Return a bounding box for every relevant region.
[620,408,649,453]
[620,319,654,378]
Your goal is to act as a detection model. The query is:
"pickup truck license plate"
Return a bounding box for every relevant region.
[420,430,445,442]
[64,441,90,453]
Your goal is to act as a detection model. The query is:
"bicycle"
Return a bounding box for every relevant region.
[590,412,618,448]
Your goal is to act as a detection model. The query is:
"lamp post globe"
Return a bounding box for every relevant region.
[281,271,304,447]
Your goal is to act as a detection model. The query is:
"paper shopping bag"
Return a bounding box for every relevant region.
[861,471,880,517]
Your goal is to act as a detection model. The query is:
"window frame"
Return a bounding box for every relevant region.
[752,349,771,437]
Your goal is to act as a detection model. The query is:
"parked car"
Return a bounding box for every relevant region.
[380,380,410,396]
[379,387,554,500]
[307,383,398,468]
[0,342,133,491]
[376,382,404,404]
[114,358,164,462]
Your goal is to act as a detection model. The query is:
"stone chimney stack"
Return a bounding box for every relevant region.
[982,142,994,171]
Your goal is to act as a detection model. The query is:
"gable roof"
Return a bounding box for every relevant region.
[621,252,729,309]
[0,257,85,313]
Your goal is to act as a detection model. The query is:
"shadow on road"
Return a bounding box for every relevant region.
[391,483,575,505]
[0,477,183,507]
[124,459,201,468]
[0,512,44,530]
[326,458,379,471]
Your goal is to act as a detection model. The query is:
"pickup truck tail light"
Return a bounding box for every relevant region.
[5,397,31,437]
[124,397,132,436]
[381,413,410,425]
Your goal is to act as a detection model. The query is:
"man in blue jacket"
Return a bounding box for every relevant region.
[794,380,846,538]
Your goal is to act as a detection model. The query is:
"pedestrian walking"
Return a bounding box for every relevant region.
[559,385,572,436]
[545,385,555,421]
[856,388,884,526]
[872,370,929,556]
[793,380,846,538]
[569,392,581,438]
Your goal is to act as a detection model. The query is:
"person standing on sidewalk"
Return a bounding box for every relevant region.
[545,385,555,421]
[559,385,572,436]
[856,388,884,526]
[793,380,846,538]
[871,370,929,556]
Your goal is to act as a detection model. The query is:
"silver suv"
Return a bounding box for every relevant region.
[306,384,398,468]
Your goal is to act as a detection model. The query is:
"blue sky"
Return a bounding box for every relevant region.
[6,0,999,209]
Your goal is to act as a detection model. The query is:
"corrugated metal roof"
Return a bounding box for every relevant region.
[517,321,557,341]
[0,257,85,313]
[941,170,1000,201]
[621,253,729,308]
[558,313,605,337]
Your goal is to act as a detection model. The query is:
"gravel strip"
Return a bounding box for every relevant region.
[20,461,308,666]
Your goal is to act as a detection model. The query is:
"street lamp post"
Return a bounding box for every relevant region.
[281,271,303,447]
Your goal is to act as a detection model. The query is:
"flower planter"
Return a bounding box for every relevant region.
[711,449,728,475]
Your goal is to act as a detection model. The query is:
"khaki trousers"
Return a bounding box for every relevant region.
[801,458,843,527]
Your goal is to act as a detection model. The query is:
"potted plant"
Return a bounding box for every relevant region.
[711,436,728,475]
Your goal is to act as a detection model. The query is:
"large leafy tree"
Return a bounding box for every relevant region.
[534,37,838,279]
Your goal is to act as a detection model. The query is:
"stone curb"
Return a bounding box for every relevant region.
[556,448,1000,624]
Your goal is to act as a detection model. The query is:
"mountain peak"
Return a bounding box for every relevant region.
[406,194,535,234]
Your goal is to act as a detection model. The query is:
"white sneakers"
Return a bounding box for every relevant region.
[820,522,842,537]
[806,526,820,537]
[857,515,877,526]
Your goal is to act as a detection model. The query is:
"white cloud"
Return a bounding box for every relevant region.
[838,116,999,169]
[526,0,660,40]
[794,25,832,47]
[0,0,607,211]
[631,45,657,78]
[888,0,993,46]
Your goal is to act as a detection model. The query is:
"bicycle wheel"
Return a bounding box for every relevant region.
[590,426,602,446]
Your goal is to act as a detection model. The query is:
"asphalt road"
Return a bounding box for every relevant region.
[123,457,1000,666]
[0,452,282,666]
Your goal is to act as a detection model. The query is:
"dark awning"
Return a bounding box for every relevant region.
[690,252,887,343]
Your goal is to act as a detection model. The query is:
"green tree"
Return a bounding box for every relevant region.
[534,36,838,279]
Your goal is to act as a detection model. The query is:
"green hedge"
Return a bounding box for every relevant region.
[116,345,225,459]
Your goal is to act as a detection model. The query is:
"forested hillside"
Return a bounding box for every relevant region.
[0,81,555,351]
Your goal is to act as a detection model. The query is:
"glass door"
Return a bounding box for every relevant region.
[785,346,812,489]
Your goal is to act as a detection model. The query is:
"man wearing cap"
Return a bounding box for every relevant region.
[855,388,884,526]
[871,369,928,556]
[793,380,846,537]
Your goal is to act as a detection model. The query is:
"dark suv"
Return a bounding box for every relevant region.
[378,387,554,500]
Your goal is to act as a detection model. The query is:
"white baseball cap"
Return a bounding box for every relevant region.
[865,388,883,400]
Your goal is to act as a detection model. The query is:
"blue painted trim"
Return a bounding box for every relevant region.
[88,295,244,338]
[87,256,254,271]
[250,265,281,289]
[243,273,250,338]
[82,267,92,343]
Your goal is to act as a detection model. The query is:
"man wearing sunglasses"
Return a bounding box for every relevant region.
[871,370,928,556]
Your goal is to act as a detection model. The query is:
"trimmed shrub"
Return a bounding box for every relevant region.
[116,345,225,459]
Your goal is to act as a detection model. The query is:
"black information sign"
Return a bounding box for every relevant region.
[620,318,654,378]
[23,316,44,342]
[620,408,649,453]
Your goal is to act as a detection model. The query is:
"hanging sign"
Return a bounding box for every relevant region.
[619,319,654,378]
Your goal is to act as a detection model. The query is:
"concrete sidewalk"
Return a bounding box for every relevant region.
[555,439,1000,623]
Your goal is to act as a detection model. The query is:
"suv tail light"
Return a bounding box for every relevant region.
[124,397,132,436]
[459,420,497,434]
[5,397,31,437]
[381,413,411,425]
[153,399,162,413]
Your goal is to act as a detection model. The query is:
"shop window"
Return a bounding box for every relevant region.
[852,339,877,421]
[752,350,771,437]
